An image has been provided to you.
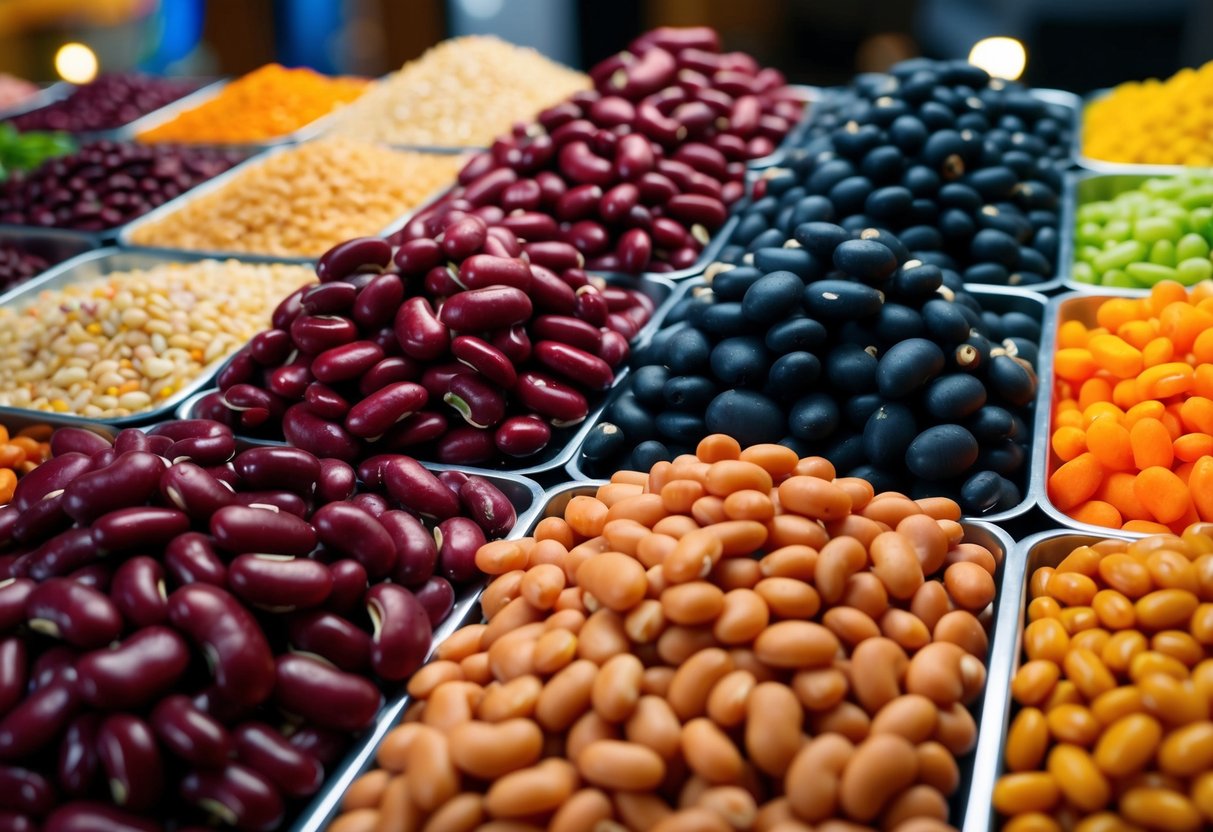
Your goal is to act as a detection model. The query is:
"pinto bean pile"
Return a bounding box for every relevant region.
[332,434,1002,832]
[0,421,518,831]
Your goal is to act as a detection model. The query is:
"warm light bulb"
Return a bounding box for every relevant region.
[55,43,99,84]
[968,36,1026,81]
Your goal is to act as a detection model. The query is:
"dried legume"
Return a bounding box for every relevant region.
[0,422,53,502]
[128,140,463,257]
[334,434,1001,831]
[0,243,49,291]
[9,74,200,133]
[325,36,589,147]
[0,260,314,418]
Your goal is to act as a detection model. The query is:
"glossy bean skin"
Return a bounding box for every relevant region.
[25,579,123,649]
[0,638,25,718]
[233,722,323,798]
[437,517,488,583]
[273,654,382,732]
[0,677,78,760]
[232,447,320,496]
[379,510,438,587]
[180,764,284,832]
[313,502,397,579]
[159,463,235,521]
[167,584,275,707]
[366,583,432,680]
[75,626,190,710]
[42,802,159,832]
[210,505,317,558]
[383,457,461,519]
[228,555,333,611]
[96,715,161,811]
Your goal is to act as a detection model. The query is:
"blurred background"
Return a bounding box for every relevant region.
[0,0,1209,91]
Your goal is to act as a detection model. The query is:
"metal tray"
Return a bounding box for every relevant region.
[0,247,317,428]
[0,82,73,122]
[176,272,677,480]
[962,527,1137,832]
[0,226,98,284]
[293,481,1016,832]
[743,84,825,170]
[0,407,116,442]
[567,282,1048,524]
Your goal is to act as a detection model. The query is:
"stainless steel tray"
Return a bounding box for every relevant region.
[962,527,1136,832]
[567,281,1048,524]
[0,247,316,427]
[743,84,825,170]
[0,407,116,442]
[0,226,98,284]
[0,82,73,122]
[176,272,677,478]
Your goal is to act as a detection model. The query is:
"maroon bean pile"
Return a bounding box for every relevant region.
[195,222,655,467]
[391,26,805,274]
[8,74,201,133]
[0,243,49,291]
[0,141,243,231]
[0,419,517,831]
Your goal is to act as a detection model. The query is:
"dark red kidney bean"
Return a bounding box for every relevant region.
[228,555,332,610]
[600,182,639,224]
[159,462,233,522]
[231,491,308,517]
[552,184,601,224]
[458,151,496,184]
[168,584,275,707]
[384,410,449,454]
[315,459,356,503]
[274,654,381,732]
[532,315,603,353]
[550,118,597,147]
[151,695,230,768]
[345,381,428,440]
[455,254,533,293]
[143,433,172,456]
[607,312,642,340]
[598,329,631,368]
[756,113,790,141]
[587,51,631,87]
[444,373,505,429]
[358,356,420,397]
[97,715,161,811]
[232,447,320,496]
[438,471,469,496]
[234,723,322,798]
[684,171,724,200]
[712,131,748,160]
[393,238,442,277]
[535,340,615,391]
[733,92,763,135]
[560,268,592,291]
[575,286,609,326]
[365,583,431,681]
[325,559,368,613]
[459,477,516,537]
[312,502,397,579]
[485,226,523,257]
[636,25,720,52]
[110,557,167,628]
[167,432,238,466]
[351,275,404,333]
[266,363,311,400]
[435,516,487,583]
[383,457,460,519]
[451,335,517,389]
[11,452,90,513]
[611,46,677,98]
[43,802,158,832]
[494,415,551,458]
[525,241,585,274]
[0,510,16,551]
[526,265,578,315]
[516,371,591,425]
[518,134,556,172]
[721,179,745,205]
[289,315,357,355]
[25,579,122,649]
[287,726,346,768]
[217,348,257,389]
[49,428,111,459]
[586,254,622,272]
[0,638,25,717]
[491,325,532,364]
[112,429,150,455]
[311,341,383,385]
[677,66,712,94]
[305,381,350,420]
[0,579,34,635]
[30,647,76,690]
[11,493,71,545]
[441,215,488,260]
[68,565,111,592]
[355,455,399,489]
[378,511,436,588]
[191,683,255,728]
[499,211,559,242]
[463,167,516,207]
[424,264,461,298]
[271,287,307,332]
[317,237,391,283]
[150,419,232,442]
[92,507,189,554]
[614,134,656,182]
[301,282,356,316]
[559,141,614,187]
[287,611,371,672]
[565,220,611,257]
[590,95,637,127]
[0,766,52,816]
[0,677,78,760]
[413,577,454,628]
[673,100,716,136]
[438,285,532,332]
[394,297,449,361]
[669,245,702,268]
[25,529,97,581]
[58,715,100,797]
[62,451,164,525]
[500,178,542,212]
[248,329,291,367]
[210,504,316,557]
[76,626,189,710]
[624,203,654,230]
[746,135,776,159]
[636,101,684,145]
[0,812,33,832]
[282,403,362,464]
[601,285,641,311]
[181,764,283,832]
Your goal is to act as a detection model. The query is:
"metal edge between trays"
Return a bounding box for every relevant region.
[0,226,100,284]
[289,477,566,832]
[0,81,74,121]
[743,84,827,170]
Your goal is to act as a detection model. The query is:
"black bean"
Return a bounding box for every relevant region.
[806,158,857,195]
[963,263,1009,285]
[1016,246,1052,277]
[699,302,750,337]
[905,424,978,480]
[631,365,670,408]
[960,470,1005,515]
[734,213,773,247]
[875,304,926,343]
[860,146,906,183]
[854,228,910,262]
[765,352,821,401]
[862,403,917,465]
[833,123,883,159]
[743,271,806,325]
[923,373,987,420]
[938,183,981,212]
[978,438,1025,476]
[1031,226,1059,261]
[580,422,627,462]
[1000,311,1042,342]
[704,390,786,446]
[711,266,765,301]
[831,239,899,283]
[967,405,1016,442]
[902,165,940,197]
[889,115,928,153]
[710,337,769,387]
[865,186,913,221]
[875,338,944,398]
[921,299,971,344]
[828,176,874,216]
[754,247,819,279]
[978,208,1033,242]
[822,433,867,472]
[846,464,901,495]
[609,392,658,442]
[804,279,884,320]
[939,209,976,240]
[790,195,837,227]
[794,221,851,259]
[747,227,790,252]
[663,328,711,374]
[657,412,706,444]
[996,478,1023,512]
[766,316,827,353]
[663,375,717,411]
[897,226,943,252]
[825,343,878,394]
[967,166,1017,199]
[630,440,673,471]
[788,393,840,440]
[1008,337,1038,367]
[986,354,1037,407]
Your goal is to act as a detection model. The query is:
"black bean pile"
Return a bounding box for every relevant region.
[578,222,1040,516]
[723,58,1071,287]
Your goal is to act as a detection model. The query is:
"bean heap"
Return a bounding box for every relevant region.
[137,64,369,144]
[1070,174,1213,289]
[127,140,464,258]
[0,123,75,182]
[8,74,200,133]
[0,260,315,419]
[0,74,39,112]
[581,222,1039,516]
[0,421,53,503]
[1049,281,1213,534]
[324,36,590,148]
[332,434,998,832]
[995,530,1213,831]
[1083,60,1213,166]
[727,58,1070,287]
[393,26,804,274]
[0,421,519,831]
[197,223,655,467]
[0,140,243,231]
[0,242,49,291]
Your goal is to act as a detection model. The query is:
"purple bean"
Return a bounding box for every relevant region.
[383,457,461,519]
[110,557,167,627]
[57,715,100,797]
[350,274,404,332]
[62,451,165,525]
[394,297,449,361]
[601,331,634,371]
[234,723,322,799]
[485,226,523,258]
[438,285,532,332]
[167,584,275,706]
[12,498,71,546]
[565,220,611,257]
[30,647,77,690]
[437,471,469,496]
[0,677,78,760]
[312,341,384,385]
[500,210,561,239]
[316,458,356,503]
[358,356,420,398]
[459,477,516,537]
[230,491,308,517]
[435,516,487,583]
[454,255,533,293]
[355,454,396,489]
[159,462,234,522]
[303,383,349,422]
[77,626,189,710]
[312,502,396,579]
[143,434,173,456]
[316,237,391,283]
[365,583,431,681]
[516,371,590,425]
[635,101,683,145]
[617,227,653,273]
[287,726,347,768]
[217,348,257,389]
[574,285,609,326]
[181,764,283,832]
[558,141,614,187]
[500,179,542,212]
[344,381,428,440]
[248,329,291,367]
[266,363,311,400]
[494,415,552,458]
[0,638,25,717]
[0,812,33,832]
[410,577,452,628]
[326,559,368,614]
[25,579,122,649]
[49,428,111,459]
[382,411,449,451]
[24,529,97,581]
[392,238,443,276]
[43,802,157,832]
[441,215,488,260]
[537,100,582,131]
[419,362,473,401]
[523,240,584,272]
[289,314,357,355]
[232,447,320,496]
[462,167,516,207]
[285,403,367,463]
[450,335,517,389]
[10,453,90,513]
[370,510,434,588]
[531,315,603,354]
[151,695,231,768]
[423,264,461,298]
[526,264,578,315]
[301,282,356,316]
[273,654,381,732]
[210,504,316,557]
[96,715,161,811]
[287,611,371,672]
[535,340,615,391]
[113,429,151,455]
[0,765,53,816]
[228,555,332,610]
[444,373,505,429]
[67,565,111,592]
[0,510,15,552]
[91,507,189,554]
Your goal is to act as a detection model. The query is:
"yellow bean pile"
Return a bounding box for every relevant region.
[1084,62,1213,166]
[0,260,314,418]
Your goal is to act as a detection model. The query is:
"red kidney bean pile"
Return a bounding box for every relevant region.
[0,140,243,231]
[390,25,805,275]
[7,74,202,134]
[0,419,518,831]
[193,224,656,467]
[0,242,50,291]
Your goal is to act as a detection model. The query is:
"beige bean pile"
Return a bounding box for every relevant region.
[324,36,589,147]
[330,435,1002,832]
[127,140,464,257]
[0,260,313,419]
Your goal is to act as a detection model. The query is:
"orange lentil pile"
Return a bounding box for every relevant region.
[1048,280,1213,533]
[0,422,52,503]
[994,529,1213,831]
[136,64,368,144]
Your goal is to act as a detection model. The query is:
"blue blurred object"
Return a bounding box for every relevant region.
[275,0,345,73]
[142,0,205,73]
[447,0,578,66]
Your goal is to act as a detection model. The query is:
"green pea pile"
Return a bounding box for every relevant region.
[0,122,74,183]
